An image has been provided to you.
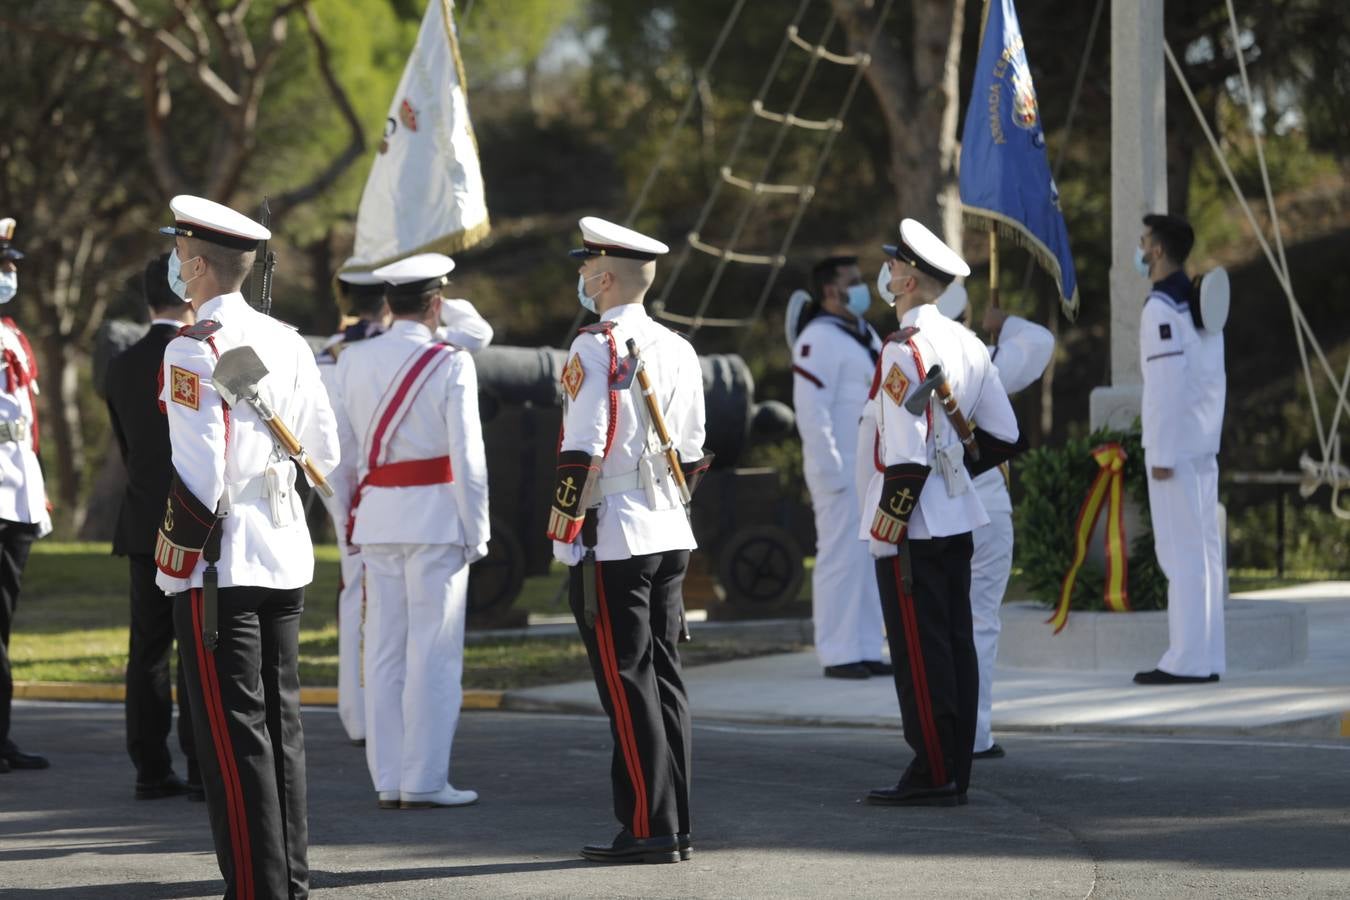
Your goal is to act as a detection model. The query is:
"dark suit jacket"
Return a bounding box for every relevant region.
[106,323,179,557]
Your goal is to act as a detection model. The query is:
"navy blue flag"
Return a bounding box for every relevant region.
[960,0,1079,317]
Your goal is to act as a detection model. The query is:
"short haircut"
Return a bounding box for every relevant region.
[1142,214,1195,265]
[340,283,387,318]
[143,252,180,313]
[811,255,858,300]
[187,237,255,290]
[387,286,439,317]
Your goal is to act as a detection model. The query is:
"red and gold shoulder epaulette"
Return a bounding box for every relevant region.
[883,326,920,344]
[579,321,616,335]
[177,319,223,341]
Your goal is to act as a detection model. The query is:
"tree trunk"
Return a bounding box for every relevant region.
[40,335,86,535]
[830,0,967,251]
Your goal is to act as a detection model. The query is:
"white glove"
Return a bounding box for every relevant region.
[552,539,583,567]
[869,537,899,559]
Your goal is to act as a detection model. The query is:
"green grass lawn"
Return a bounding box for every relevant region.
[9,543,804,689]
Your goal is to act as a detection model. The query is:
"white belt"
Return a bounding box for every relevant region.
[598,469,640,496]
[0,418,29,443]
[228,474,270,504]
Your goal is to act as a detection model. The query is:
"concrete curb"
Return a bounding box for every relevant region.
[14,681,505,710]
[497,690,1350,742]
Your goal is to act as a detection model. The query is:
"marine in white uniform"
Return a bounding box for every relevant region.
[0,216,52,775]
[857,219,1021,808]
[547,217,710,865]
[788,256,889,679]
[936,285,1054,758]
[1133,213,1227,685]
[316,260,493,746]
[327,253,490,810]
[154,195,340,899]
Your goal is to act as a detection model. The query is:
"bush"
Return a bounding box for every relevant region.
[1014,429,1167,612]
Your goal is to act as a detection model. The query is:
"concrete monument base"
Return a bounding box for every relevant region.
[998,599,1307,671]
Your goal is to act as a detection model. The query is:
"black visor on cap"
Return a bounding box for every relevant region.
[159,223,260,253]
[569,242,658,262]
[883,242,956,286]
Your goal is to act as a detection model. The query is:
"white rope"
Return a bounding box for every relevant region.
[1165,8,1350,517]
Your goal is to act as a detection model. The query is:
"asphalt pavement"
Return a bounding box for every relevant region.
[1,703,1347,898]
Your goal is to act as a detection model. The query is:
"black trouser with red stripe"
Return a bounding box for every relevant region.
[875,534,978,794]
[0,519,38,751]
[569,550,692,839]
[175,585,308,900]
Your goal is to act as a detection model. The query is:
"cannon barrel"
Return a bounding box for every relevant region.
[472,345,792,467]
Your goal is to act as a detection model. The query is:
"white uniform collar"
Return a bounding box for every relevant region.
[151,317,185,328]
[899,302,942,329]
[388,318,433,340]
[600,302,649,324]
[197,291,247,320]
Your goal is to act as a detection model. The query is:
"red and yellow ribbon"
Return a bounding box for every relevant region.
[1047,442,1131,634]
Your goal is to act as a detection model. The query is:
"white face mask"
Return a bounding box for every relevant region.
[845,282,871,316]
[1133,245,1152,279]
[0,271,16,305]
[876,262,897,306]
[167,249,200,302]
[577,272,604,314]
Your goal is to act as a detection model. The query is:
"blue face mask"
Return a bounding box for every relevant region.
[166,249,197,302]
[0,271,16,305]
[845,282,871,316]
[1133,246,1152,279]
[577,272,604,314]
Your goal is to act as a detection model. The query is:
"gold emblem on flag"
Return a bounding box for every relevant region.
[561,353,585,401]
[882,364,909,406]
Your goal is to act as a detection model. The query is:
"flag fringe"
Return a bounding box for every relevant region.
[963,208,1080,320]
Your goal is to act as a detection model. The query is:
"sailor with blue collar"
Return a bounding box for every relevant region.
[787,256,889,680]
[1133,213,1227,686]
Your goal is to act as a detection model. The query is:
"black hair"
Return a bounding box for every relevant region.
[810,255,859,302]
[143,252,181,313]
[1142,213,1195,265]
[340,282,387,318]
[386,286,440,317]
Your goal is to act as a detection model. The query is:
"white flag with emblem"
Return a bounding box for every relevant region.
[353,0,490,267]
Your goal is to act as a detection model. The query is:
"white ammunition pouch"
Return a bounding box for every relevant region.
[0,418,29,443]
[599,453,680,511]
[936,441,971,499]
[229,461,301,527]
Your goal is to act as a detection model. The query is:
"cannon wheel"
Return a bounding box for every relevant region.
[468,515,525,617]
[716,525,805,606]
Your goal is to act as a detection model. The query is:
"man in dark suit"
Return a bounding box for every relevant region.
[106,253,201,800]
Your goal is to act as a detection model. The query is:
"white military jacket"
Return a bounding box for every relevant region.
[792,312,882,496]
[552,303,705,564]
[857,303,1019,549]
[157,292,340,593]
[328,319,490,554]
[974,315,1054,514]
[0,316,50,535]
[1140,277,1225,468]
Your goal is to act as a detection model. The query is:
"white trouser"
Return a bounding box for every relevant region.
[337,543,366,741]
[809,482,885,667]
[361,542,470,794]
[1147,455,1226,677]
[970,510,1014,753]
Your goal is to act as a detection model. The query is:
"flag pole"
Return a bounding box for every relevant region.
[989,229,1001,310]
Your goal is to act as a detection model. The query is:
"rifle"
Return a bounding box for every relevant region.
[625,338,694,643]
[251,197,278,316]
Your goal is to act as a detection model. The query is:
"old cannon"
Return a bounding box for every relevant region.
[469,345,808,627]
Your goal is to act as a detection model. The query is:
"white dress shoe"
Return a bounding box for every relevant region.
[400,784,479,809]
[377,791,400,810]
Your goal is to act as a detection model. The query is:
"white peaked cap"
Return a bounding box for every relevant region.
[160,195,270,250]
[935,281,969,320]
[570,216,669,261]
[372,252,456,295]
[883,218,971,284]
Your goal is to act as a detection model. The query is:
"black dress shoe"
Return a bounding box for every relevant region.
[862,660,895,676]
[824,662,871,680]
[0,742,49,770]
[136,772,193,800]
[678,832,692,861]
[581,830,681,864]
[973,743,1006,760]
[1133,668,1221,685]
[866,780,964,807]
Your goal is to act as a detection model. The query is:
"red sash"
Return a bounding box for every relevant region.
[345,342,456,543]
